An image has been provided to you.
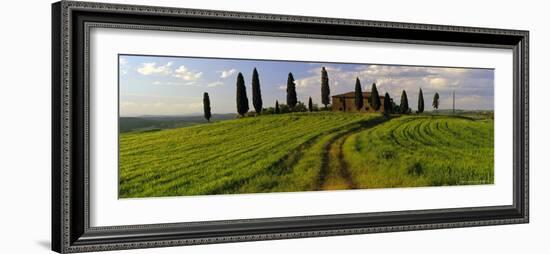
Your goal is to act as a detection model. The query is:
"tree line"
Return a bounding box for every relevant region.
[343,76,441,116]
[202,66,442,122]
[231,67,331,117]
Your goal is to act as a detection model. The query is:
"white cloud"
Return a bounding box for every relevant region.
[277,73,319,90]
[173,65,203,81]
[220,69,237,78]
[427,77,447,88]
[137,62,173,75]
[307,65,342,74]
[149,80,202,87]
[207,81,224,87]
[295,76,319,88]
[182,81,199,86]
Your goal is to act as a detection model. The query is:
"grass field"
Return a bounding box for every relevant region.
[119,112,380,198]
[119,112,493,198]
[342,116,494,188]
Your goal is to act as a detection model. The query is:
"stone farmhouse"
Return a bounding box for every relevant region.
[331,91,385,112]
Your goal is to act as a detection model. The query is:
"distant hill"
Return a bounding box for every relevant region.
[428,109,494,119]
[429,109,493,114]
[120,113,237,132]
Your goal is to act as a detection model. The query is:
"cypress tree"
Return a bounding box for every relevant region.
[383,92,392,115]
[235,72,249,116]
[391,98,399,113]
[203,92,211,122]
[275,100,280,114]
[308,97,313,112]
[286,72,297,108]
[417,88,424,113]
[251,68,263,114]
[321,67,330,109]
[354,77,364,111]
[432,92,440,110]
[370,83,381,111]
[400,90,409,114]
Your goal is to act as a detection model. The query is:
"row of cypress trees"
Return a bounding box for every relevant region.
[235,67,330,117]
[202,68,261,122]
[352,76,440,115]
[353,78,383,112]
[235,68,269,116]
[353,78,388,114]
[203,67,443,121]
[393,88,440,114]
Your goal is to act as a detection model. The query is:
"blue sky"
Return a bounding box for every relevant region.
[119,54,494,116]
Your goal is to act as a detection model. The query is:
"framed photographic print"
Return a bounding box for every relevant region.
[51,1,529,253]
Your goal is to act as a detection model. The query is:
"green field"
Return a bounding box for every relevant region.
[119,112,493,198]
[342,116,494,188]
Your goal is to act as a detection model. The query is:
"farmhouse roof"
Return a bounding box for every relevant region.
[332,91,384,99]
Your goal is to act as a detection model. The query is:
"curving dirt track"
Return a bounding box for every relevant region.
[316,117,391,190]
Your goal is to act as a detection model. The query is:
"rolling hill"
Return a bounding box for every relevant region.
[119,113,237,132]
[118,112,494,198]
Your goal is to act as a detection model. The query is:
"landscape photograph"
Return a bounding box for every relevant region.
[118,54,494,199]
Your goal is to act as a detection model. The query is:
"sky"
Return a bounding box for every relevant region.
[119,54,494,116]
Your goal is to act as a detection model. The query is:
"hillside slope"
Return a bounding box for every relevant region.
[119,113,494,198]
[119,112,380,198]
[342,116,494,188]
